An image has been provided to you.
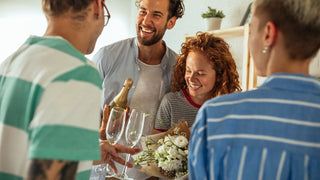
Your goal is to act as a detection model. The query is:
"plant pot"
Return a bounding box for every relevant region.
[204,17,222,31]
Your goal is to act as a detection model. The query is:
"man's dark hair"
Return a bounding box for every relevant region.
[136,0,185,20]
[42,0,95,17]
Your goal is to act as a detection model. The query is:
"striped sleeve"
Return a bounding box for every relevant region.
[188,106,209,180]
[28,64,102,161]
[155,93,172,130]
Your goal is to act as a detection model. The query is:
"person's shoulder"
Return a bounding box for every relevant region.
[160,91,185,107]
[166,47,177,60]
[164,91,181,99]
[166,46,177,55]
[159,91,178,104]
[93,37,136,63]
[203,90,255,107]
[162,41,177,59]
[101,37,135,51]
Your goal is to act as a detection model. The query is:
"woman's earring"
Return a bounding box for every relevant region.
[262,46,270,53]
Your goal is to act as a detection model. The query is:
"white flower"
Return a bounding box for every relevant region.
[168,147,178,156]
[134,133,189,178]
[159,158,181,171]
[174,135,188,148]
[155,145,166,157]
[178,149,186,156]
[164,135,171,142]
[158,138,164,144]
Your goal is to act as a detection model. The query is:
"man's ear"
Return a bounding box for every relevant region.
[94,0,103,18]
[167,16,177,30]
[263,21,277,47]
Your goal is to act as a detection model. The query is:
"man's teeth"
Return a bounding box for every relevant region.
[142,28,153,33]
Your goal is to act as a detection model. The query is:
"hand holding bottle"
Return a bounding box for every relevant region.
[95,78,136,178]
[100,104,130,140]
[99,104,110,140]
[101,78,133,140]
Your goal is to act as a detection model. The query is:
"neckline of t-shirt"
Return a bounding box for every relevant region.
[182,88,201,109]
[138,59,161,68]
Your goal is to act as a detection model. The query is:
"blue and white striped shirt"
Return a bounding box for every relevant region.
[188,73,320,180]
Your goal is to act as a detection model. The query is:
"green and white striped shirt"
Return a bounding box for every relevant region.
[0,36,102,180]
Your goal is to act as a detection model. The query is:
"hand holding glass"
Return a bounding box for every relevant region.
[95,107,126,178]
[119,109,145,179]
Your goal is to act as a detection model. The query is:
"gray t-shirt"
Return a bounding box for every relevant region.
[117,60,165,180]
[130,59,164,135]
[155,89,200,130]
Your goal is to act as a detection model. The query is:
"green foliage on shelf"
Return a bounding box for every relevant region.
[201,6,225,18]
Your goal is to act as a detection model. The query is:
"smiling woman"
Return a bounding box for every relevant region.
[154,32,242,132]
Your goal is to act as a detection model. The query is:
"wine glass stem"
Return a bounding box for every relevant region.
[95,164,106,177]
[105,164,113,177]
[105,143,116,177]
[121,153,131,177]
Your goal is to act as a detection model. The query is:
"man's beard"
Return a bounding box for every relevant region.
[136,23,167,46]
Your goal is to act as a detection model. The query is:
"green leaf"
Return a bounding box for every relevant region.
[201,6,225,18]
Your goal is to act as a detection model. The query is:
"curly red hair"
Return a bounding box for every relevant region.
[171,32,242,97]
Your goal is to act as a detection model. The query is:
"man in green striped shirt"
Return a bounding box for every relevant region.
[0,0,137,179]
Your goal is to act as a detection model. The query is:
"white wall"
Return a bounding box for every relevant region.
[0,0,134,61]
[310,51,320,78]
[1,0,318,79]
[163,0,253,83]
[129,0,253,82]
[0,0,254,86]
[0,0,46,62]
[164,0,253,53]
[0,0,253,61]
[88,0,135,59]
[165,0,319,80]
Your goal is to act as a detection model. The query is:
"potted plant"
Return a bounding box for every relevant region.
[201,6,226,31]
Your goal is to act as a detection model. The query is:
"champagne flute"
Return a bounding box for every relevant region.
[119,109,145,180]
[95,106,126,178]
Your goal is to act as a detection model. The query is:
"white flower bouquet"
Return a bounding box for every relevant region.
[133,121,190,179]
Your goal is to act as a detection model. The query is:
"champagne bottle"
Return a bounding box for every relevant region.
[109,78,133,113]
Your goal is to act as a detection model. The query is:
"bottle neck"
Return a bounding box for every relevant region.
[113,86,130,108]
[110,78,133,109]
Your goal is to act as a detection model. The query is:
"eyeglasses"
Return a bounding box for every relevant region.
[102,1,111,26]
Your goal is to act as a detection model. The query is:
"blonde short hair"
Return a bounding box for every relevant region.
[254,0,320,59]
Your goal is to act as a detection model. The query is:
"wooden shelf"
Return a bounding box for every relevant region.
[184,24,256,91]
[185,26,246,40]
